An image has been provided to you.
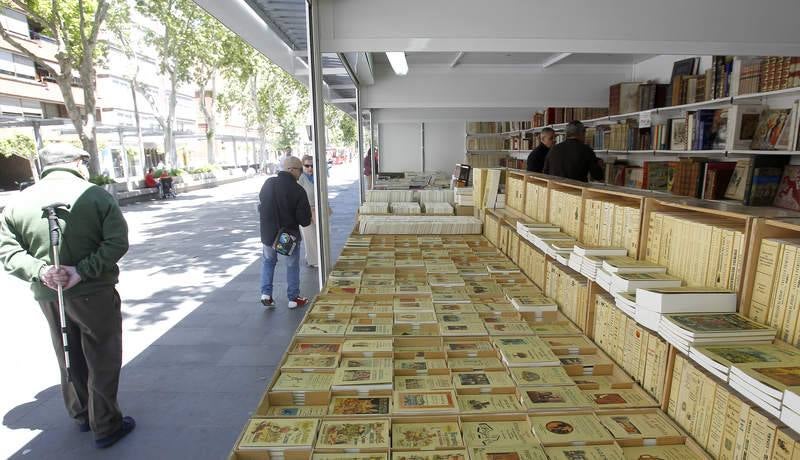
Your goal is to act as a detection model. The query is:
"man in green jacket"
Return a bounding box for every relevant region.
[0,144,135,448]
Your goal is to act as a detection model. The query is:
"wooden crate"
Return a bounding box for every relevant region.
[638,197,794,295]
[581,184,651,259]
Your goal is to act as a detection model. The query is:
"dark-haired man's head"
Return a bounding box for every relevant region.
[565,121,586,143]
[540,127,556,148]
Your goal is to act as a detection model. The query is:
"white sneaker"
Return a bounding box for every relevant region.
[288,297,308,310]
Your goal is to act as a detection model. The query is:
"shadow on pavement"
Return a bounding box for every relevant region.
[2,168,359,459]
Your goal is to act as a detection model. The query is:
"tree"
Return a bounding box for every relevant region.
[0,0,123,176]
[189,17,239,166]
[324,104,356,148]
[0,133,38,180]
[219,49,304,165]
[136,0,200,167]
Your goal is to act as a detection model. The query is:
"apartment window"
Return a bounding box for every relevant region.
[1,8,29,37]
[0,50,35,79]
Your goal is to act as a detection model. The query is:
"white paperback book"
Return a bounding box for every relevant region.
[634,287,736,314]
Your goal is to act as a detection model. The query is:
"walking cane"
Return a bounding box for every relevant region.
[42,203,71,381]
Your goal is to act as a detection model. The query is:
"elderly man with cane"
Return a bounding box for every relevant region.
[0,144,135,448]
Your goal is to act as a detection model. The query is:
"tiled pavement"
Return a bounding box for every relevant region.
[0,162,360,459]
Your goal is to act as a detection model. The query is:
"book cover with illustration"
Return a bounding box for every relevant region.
[544,445,625,460]
[238,418,319,450]
[511,366,574,387]
[328,396,391,415]
[291,342,341,355]
[461,420,538,447]
[265,405,327,417]
[469,446,549,460]
[596,411,682,439]
[391,422,463,449]
[395,375,454,391]
[390,451,466,460]
[392,390,458,413]
[662,313,775,336]
[455,394,523,413]
[272,372,333,392]
[522,386,593,410]
[529,414,615,445]
[316,419,390,450]
[282,355,338,370]
[621,444,702,460]
[584,387,660,409]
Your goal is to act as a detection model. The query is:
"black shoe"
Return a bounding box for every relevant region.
[78,421,90,432]
[95,416,136,448]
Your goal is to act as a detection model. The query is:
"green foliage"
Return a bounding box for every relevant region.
[187,164,220,174]
[0,134,36,159]
[325,104,357,147]
[136,0,201,85]
[153,167,186,177]
[89,174,115,186]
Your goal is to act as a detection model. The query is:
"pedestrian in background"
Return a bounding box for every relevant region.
[543,121,604,182]
[297,155,332,268]
[0,144,135,449]
[258,156,312,309]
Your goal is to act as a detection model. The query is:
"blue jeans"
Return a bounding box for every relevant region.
[260,244,300,299]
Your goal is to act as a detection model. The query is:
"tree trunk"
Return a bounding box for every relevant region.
[166,70,178,167]
[199,74,217,166]
[130,81,145,176]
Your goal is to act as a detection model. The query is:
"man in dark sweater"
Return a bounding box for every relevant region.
[0,144,134,448]
[259,156,312,309]
[526,127,555,172]
[543,121,604,182]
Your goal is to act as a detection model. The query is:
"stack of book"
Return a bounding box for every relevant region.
[359,202,389,214]
[605,272,682,294]
[658,312,777,354]
[633,286,737,331]
[421,202,454,215]
[389,202,422,215]
[358,216,482,234]
[509,294,558,313]
[690,342,800,382]
[729,362,800,417]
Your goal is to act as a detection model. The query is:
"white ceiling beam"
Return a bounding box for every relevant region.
[329,84,355,90]
[318,0,800,56]
[330,98,357,103]
[541,52,572,68]
[449,52,465,68]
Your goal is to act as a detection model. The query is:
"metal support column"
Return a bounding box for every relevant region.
[356,88,365,203]
[369,109,375,190]
[306,0,332,286]
[421,122,425,170]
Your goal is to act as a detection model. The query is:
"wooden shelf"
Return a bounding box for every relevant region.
[526,86,800,134]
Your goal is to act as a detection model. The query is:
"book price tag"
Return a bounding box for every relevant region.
[639,111,652,128]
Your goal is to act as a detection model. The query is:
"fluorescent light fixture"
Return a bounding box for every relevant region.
[386,52,408,75]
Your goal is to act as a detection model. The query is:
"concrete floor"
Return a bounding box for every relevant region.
[0,161,360,459]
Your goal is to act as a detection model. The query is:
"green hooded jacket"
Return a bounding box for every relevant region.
[0,167,129,301]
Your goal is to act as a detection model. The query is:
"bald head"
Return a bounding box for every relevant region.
[283,156,303,180]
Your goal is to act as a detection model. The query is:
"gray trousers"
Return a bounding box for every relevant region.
[38,287,123,439]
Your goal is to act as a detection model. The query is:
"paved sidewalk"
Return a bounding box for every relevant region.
[0,162,360,459]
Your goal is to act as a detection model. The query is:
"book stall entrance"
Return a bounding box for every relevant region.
[193,1,800,458]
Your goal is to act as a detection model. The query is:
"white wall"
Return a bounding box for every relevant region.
[423,122,465,172]
[362,64,629,109]
[379,122,423,171]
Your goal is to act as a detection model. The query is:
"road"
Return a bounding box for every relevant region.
[0,161,360,459]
